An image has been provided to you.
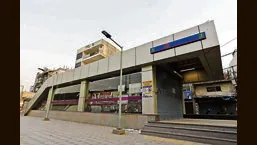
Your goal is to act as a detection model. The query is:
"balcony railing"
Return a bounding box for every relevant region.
[83,51,99,59]
[83,50,104,60]
[223,65,237,85]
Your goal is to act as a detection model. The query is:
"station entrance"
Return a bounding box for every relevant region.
[155,65,183,120]
[154,57,208,120]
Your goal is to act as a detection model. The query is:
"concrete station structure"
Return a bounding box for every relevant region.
[24,20,224,129]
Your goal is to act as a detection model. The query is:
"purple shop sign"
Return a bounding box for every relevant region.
[87,96,142,102]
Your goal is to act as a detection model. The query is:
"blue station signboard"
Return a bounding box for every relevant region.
[150,32,206,54]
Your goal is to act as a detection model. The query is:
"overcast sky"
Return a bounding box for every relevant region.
[20,0,237,91]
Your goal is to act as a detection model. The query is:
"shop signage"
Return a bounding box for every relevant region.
[142,81,153,98]
[150,32,206,54]
[118,85,125,92]
[183,91,192,99]
[129,83,141,94]
[100,92,112,96]
[142,81,152,86]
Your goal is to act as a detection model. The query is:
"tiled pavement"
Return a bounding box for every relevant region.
[20,116,206,145]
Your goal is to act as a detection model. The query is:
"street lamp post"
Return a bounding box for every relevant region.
[101,30,125,135]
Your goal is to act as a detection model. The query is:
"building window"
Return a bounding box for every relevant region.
[86,72,142,114]
[206,86,221,92]
[75,62,81,68]
[76,52,82,60]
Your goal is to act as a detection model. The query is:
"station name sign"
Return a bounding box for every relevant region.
[150,32,206,54]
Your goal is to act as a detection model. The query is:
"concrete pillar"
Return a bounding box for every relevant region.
[192,86,197,114]
[77,80,89,112]
[23,101,29,115]
[192,98,196,114]
[141,65,157,115]
[181,86,186,114]
[44,87,55,120]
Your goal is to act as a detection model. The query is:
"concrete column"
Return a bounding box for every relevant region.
[77,80,89,112]
[44,87,55,120]
[23,101,29,116]
[192,98,196,114]
[181,86,186,114]
[192,86,197,114]
[141,65,157,115]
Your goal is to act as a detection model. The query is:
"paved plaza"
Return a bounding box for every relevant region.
[20,115,206,145]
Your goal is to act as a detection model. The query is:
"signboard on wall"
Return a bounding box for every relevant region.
[129,83,141,94]
[118,85,125,92]
[184,91,192,99]
[150,32,206,54]
[142,81,153,98]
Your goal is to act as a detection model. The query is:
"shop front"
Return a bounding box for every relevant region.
[85,72,143,114]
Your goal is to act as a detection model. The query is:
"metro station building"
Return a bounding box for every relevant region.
[25,20,224,128]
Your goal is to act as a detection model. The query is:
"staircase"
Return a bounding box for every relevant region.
[24,77,51,115]
[141,121,237,145]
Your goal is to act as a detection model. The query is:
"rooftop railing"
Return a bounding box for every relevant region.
[223,65,237,85]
